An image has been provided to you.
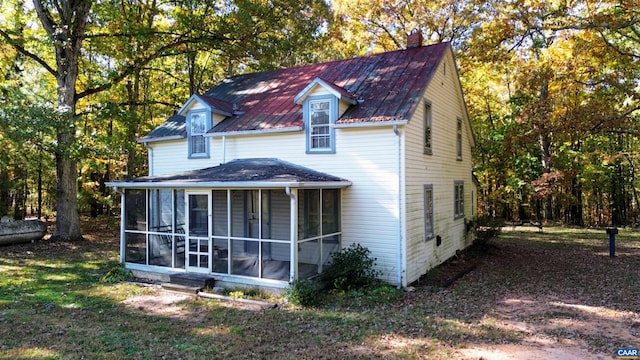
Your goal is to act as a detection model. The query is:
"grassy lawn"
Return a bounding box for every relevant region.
[1,218,639,359]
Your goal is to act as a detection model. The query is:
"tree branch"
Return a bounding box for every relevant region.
[591,106,640,132]
[32,0,57,36]
[0,28,57,76]
[75,34,225,100]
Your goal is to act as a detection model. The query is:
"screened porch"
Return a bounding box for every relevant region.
[120,187,343,284]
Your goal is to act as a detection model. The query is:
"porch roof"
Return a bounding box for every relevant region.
[107,158,352,189]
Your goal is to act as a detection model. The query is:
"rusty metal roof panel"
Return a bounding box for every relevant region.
[145,42,449,139]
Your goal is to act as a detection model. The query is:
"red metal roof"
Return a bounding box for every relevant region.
[144,42,450,139]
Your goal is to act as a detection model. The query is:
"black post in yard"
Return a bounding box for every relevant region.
[606,227,618,258]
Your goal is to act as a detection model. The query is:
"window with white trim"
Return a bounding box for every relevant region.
[424,185,434,241]
[309,99,331,150]
[454,181,464,219]
[456,117,462,160]
[189,111,208,157]
[424,102,432,154]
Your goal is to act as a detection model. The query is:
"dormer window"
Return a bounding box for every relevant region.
[188,111,209,158]
[295,77,356,154]
[310,99,331,150]
[304,96,337,153]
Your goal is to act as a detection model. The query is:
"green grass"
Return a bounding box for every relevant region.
[1,220,639,359]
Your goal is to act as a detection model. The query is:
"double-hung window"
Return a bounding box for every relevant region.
[424,102,432,155]
[189,111,208,158]
[424,185,434,240]
[454,181,464,219]
[306,97,336,153]
[456,118,462,160]
[310,99,331,150]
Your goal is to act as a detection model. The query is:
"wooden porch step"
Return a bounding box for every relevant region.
[161,282,202,295]
[167,272,216,289]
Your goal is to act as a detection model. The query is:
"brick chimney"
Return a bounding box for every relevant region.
[407,30,423,48]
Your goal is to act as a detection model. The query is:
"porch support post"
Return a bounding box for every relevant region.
[119,190,126,263]
[286,186,298,282]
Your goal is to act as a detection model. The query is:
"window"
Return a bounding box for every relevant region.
[424,102,432,154]
[424,185,434,241]
[456,118,462,160]
[454,181,464,219]
[189,111,208,158]
[307,97,335,153]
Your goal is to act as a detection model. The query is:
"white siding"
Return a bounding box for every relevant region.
[223,128,402,283]
[149,139,216,175]
[403,48,475,285]
[149,126,402,284]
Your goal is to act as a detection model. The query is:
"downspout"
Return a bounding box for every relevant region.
[393,124,403,288]
[285,186,298,283]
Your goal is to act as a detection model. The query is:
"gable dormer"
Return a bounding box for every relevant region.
[294,77,357,154]
[178,94,233,159]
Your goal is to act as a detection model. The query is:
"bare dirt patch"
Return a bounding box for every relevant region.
[445,228,640,359]
[121,287,194,318]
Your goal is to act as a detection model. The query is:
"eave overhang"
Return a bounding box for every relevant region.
[137,134,186,144]
[107,180,352,191]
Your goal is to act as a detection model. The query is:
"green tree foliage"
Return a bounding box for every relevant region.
[0,0,637,229]
[329,0,639,226]
[0,0,330,235]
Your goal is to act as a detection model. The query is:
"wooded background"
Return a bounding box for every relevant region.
[0,0,638,240]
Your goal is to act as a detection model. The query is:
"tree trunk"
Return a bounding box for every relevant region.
[537,79,554,221]
[33,0,92,240]
[0,169,9,217]
[53,113,81,240]
[569,175,584,226]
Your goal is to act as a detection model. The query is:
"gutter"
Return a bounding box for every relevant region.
[333,120,408,129]
[137,135,185,144]
[105,180,352,189]
[205,126,303,138]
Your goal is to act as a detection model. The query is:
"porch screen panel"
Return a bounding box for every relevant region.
[175,190,185,233]
[124,189,146,264]
[270,190,291,241]
[212,190,228,236]
[322,189,340,235]
[174,190,185,269]
[262,242,290,281]
[230,190,245,238]
[261,190,271,239]
[148,189,173,267]
[321,189,341,268]
[299,189,320,239]
[322,236,340,266]
[212,238,228,273]
[149,189,173,232]
[297,188,342,279]
[231,239,259,277]
[124,232,146,264]
[125,189,146,231]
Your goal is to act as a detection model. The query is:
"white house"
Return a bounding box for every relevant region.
[108,36,477,290]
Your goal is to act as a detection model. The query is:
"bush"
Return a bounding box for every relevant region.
[473,216,504,246]
[100,263,133,283]
[285,279,320,307]
[322,243,380,291]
